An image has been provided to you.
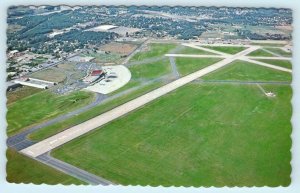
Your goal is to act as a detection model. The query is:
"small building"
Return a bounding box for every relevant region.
[83,69,105,84]
[91,70,103,76]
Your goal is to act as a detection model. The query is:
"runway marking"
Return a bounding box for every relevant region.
[20,44,292,158]
[21,46,264,158]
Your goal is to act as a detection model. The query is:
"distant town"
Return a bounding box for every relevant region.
[7,6,292,84]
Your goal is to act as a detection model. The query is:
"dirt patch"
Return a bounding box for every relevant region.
[100,42,137,55]
[7,86,42,104]
[276,25,293,31]
[29,68,66,83]
[57,63,76,70]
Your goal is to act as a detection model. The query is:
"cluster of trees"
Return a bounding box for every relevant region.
[7,6,292,55]
[236,29,290,40]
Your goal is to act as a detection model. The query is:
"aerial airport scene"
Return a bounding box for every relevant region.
[6,6,292,186]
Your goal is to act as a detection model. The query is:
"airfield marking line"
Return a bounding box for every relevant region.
[192,43,251,47]
[165,54,225,58]
[20,46,259,158]
[256,83,268,95]
[181,43,231,56]
[247,56,291,60]
[168,56,180,78]
[35,153,114,185]
[260,48,283,57]
[240,57,292,73]
[192,80,291,85]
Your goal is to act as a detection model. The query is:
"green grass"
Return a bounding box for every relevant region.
[250,43,286,47]
[28,81,164,141]
[176,58,222,76]
[203,60,292,82]
[202,46,247,54]
[130,43,177,61]
[247,49,275,57]
[7,91,95,136]
[6,149,85,185]
[264,48,292,57]
[129,59,171,79]
[254,59,292,69]
[7,86,42,104]
[180,47,217,55]
[109,80,141,96]
[52,83,291,186]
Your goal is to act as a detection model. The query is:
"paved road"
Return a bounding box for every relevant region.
[168,56,180,78]
[121,39,148,65]
[247,56,291,60]
[240,57,292,73]
[261,48,283,57]
[20,46,261,158]
[181,43,231,56]
[36,153,114,185]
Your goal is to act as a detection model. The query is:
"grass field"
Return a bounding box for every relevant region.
[180,47,217,55]
[250,43,287,47]
[202,46,247,54]
[29,68,66,83]
[130,43,177,61]
[264,48,292,57]
[203,60,292,82]
[7,86,41,104]
[52,83,291,186]
[254,59,292,69]
[129,59,171,79]
[6,149,84,185]
[175,58,222,76]
[247,49,275,57]
[108,80,141,96]
[7,91,95,136]
[28,81,164,141]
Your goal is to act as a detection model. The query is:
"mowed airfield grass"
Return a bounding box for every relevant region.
[129,59,171,79]
[6,148,85,185]
[201,46,247,55]
[176,57,222,76]
[48,48,290,186]
[254,59,292,69]
[202,60,291,82]
[7,90,95,136]
[179,47,217,55]
[9,43,292,186]
[247,49,275,57]
[130,43,177,61]
[52,82,292,186]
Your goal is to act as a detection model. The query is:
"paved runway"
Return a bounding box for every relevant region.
[240,57,292,73]
[10,42,292,185]
[7,93,107,149]
[165,54,225,58]
[21,46,263,158]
